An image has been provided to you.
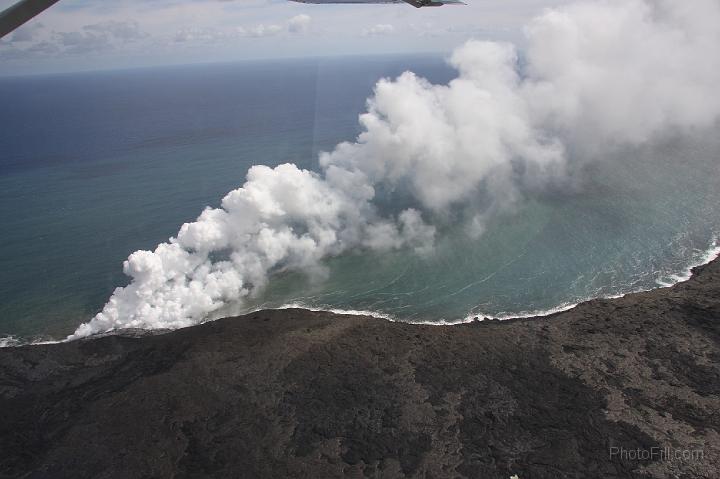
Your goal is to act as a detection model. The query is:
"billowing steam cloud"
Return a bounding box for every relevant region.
[71,0,720,338]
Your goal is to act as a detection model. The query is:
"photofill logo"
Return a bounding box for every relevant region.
[609,446,704,462]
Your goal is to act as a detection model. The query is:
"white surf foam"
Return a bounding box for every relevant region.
[460,238,720,324]
[267,302,396,321]
[459,301,584,324]
[0,336,21,348]
[4,237,719,347]
[655,238,720,287]
[0,335,64,348]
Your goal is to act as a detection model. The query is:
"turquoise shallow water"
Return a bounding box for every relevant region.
[1,56,719,341]
[245,134,720,322]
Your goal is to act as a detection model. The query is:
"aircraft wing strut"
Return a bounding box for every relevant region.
[0,0,59,39]
[402,0,465,7]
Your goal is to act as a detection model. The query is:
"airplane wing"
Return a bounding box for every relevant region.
[289,0,465,7]
[402,0,465,7]
[0,0,59,39]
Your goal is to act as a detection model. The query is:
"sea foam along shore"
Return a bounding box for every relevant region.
[1,237,719,348]
[458,237,720,325]
[655,239,720,287]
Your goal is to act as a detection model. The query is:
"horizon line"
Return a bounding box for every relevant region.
[0,48,454,79]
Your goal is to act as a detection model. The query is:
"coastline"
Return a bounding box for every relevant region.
[2,239,718,347]
[1,256,720,477]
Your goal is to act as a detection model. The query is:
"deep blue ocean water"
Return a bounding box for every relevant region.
[1,56,719,341]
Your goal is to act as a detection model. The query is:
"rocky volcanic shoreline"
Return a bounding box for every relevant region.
[1,258,720,478]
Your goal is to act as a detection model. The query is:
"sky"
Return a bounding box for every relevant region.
[0,0,572,75]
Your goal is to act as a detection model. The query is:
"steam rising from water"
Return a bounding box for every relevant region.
[72,0,720,338]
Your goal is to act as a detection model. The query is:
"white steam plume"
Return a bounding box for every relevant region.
[71,0,720,338]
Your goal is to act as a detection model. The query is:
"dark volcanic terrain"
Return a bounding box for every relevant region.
[2,258,720,478]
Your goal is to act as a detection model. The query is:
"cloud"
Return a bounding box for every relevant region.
[72,0,720,338]
[362,24,395,37]
[288,14,312,34]
[239,15,312,38]
[10,23,44,43]
[1,0,583,74]
[51,20,147,54]
[83,20,147,41]
[174,26,225,43]
[54,30,113,54]
[0,39,59,60]
[1,19,149,57]
[175,15,313,42]
[238,23,284,38]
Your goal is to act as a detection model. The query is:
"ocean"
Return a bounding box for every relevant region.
[1,55,719,342]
